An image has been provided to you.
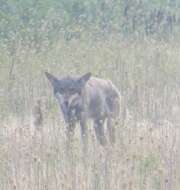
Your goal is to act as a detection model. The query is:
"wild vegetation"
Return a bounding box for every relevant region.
[1,0,180,190]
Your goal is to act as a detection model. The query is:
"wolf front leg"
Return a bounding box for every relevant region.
[66,122,76,145]
[93,119,107,146]
[65,123,76,166]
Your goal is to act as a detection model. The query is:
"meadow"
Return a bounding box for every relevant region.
[0,36,180,190]
[1,0,180,189]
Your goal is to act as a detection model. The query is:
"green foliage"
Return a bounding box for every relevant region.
[139,154,158,175]
[1,0,180,47]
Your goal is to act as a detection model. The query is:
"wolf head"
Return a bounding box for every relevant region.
[45,72,91,123]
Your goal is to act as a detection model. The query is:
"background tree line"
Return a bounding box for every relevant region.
[1,0,180,50]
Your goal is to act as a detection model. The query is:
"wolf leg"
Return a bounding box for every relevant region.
[66,123,76,149]
[107,118,116,144]
[93,119,107,146]
[80,119,88,145]
[80,119,89,158]
[65,123,76,163]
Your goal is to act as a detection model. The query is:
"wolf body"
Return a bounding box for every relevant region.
[45,72,121,145]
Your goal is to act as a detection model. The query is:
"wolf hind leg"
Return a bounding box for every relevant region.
[107,117,116,144]
[80,119,89,155]
[93,119,107,146]
[80,119,88,143]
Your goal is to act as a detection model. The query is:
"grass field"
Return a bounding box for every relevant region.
[1,36,180,189]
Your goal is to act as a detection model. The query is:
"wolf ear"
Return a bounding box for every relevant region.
[45,72,59,88]
[79,72,91,87]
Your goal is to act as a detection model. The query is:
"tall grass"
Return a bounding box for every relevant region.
[0,35,180,189]
[0,112,179,189]
[1,36,180,120]
[1,1,180,190]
